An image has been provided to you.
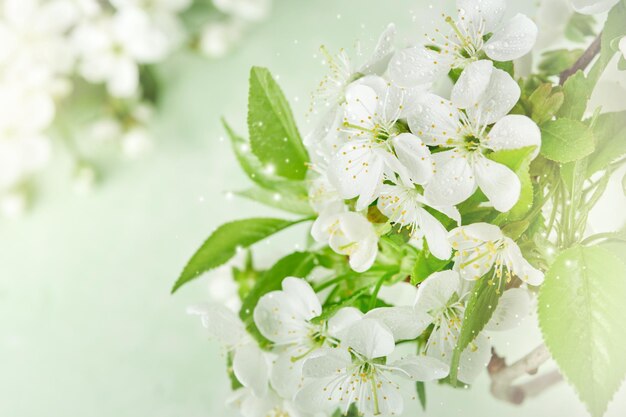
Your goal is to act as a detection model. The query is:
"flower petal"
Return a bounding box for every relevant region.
[359,23,396,75]
[233,343,269,397]
[253,291,311,344]
[484,14,538,61]
[485,288,531,331]
[344,318,395,359]
[390,355,450,381]
[408,94,461,146]
[470,66,521,126]
[487,114,541,158]
[388,46,445,88]
[378,282,419,307]
[391,133,435,184]
[505,239,545,285]
[450,223,503,244]
[302,347,352,378]
[364,306,431,341]
[457,0,507,34]
[294,377,339,412]
[270,349,305,399]
[474,156,521,212]
[281,277,322,320]
[458,333,492,384]
[414,270,461,315]
[450,60,493,110]
[187,303,246,347]
[571,0,619,15]
[425,151,476,206]
[327,307,364,338]
[343,83,378,132]
[419,207,453,260]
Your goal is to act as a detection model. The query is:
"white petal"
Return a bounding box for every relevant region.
[378,282,419,307]
[451,60,493,110]
[571,0,619,15]
[364,306,431,341]
[425,151,476,206]
[458,333,492,384]
[469,66,521,126]
[233,343,269,397]
[408,94,461,146]
[360,23,397,75]
[388,46,445,88]
[349,236,378,272]
[327,307,364,338]
[253,292,310,345]
[431,203,462,225]
[294,377,339,412]
[487,114,541,158]
[419,207,452,260]
[485,288,531,331]
[505,239,545,285]
[390,355,450,381]
[474,156,521,212]
[270,350,305,399]
[187,304,246,347]
[450,223,503,244]
[302,347,352,378]
[367,379,404,416]
[344,318,395,359]
[343,83,378,130]
[107,57,138,98]
[414,270,461,314]
[457,0,506,34]
[484,14,538,62]
[391,133,434,184]
[281,277,322,320]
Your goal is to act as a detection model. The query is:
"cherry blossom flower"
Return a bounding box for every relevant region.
[408,60,541,212]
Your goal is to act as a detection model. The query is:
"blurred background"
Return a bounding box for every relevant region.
[0,0,625,416]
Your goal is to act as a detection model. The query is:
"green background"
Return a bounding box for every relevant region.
[1,0,624,416]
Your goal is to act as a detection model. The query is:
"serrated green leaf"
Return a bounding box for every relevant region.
[540,119,595,163]
[559,70,591,120]
[172,218,308,293]
[248,67,309,180]
[449,275,506,385]
[411,247,450,285]
[234,187,314,216]
[586,112,626,176]
[239,251,318,324]
[539,49,584,76]
[489,146,536,221]
[538,245,626,417]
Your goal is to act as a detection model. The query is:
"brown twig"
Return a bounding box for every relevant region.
[488,345,563,405]
[559,33,603,85]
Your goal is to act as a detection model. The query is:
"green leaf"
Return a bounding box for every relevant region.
[565,13,597,43]
[493,60,514,77]
[416,381,427,411]
[410,247,450,285]
[540,119,595,163]
[539,49,584,76]
[538,245,626,417]
[223,119,307,194]
[248,67,309,180]
[234,187,314,215]
[559,70,591,120]
[172,218,307,293]
[449,275,506,385]
[527,83,565,125]
[489,146,536,221]
[586,112,626,176]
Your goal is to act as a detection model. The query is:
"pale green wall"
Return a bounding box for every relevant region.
[0,1,624,416]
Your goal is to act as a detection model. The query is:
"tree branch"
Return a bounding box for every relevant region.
[559,33,603,85]
[488,345,563,405]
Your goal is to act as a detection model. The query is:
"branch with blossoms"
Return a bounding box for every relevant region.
[175,0,626,416]
[0,0,272,217]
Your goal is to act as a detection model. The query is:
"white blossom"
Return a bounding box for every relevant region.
[389,0,537,87]
[408,60,541,212]
[449,223,545,286]
[295,318,449,416]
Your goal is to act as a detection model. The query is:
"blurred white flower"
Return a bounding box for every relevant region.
[199,20,243,58]
[571,0,619,14]
[213,0,272,22]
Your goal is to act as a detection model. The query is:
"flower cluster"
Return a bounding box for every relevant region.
[180,0,626,416]
[0,0,271,217]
